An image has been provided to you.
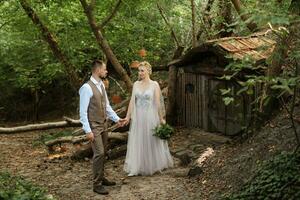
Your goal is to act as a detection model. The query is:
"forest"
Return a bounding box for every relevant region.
[0,0,299,199]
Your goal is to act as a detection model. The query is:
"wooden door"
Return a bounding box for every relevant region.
[176,72,208,128]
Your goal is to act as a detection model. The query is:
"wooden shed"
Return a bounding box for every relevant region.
[166,33,276,135]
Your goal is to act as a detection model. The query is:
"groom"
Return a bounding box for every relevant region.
[79,60,125,195]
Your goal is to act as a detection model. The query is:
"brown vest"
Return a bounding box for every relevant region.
[87,80,107,124]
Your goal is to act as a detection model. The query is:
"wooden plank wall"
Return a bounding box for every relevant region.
[176,69,257,134]
[176,69,183,126]
[176,71,209,129]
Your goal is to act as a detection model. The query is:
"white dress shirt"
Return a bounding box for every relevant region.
[79,76,120,134]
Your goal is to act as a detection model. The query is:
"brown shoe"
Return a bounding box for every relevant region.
[93,185,109,195]
[102,177,116,186]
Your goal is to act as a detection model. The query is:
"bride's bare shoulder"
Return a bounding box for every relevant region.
[152,80,160,87]
[133,81,140,86]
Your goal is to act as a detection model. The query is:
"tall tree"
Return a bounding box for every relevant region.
[203,0,215,27]
[79,0,133,91]
[156,3,184,58]
[289,0,300,15]
[99,0,122,29]
[18,0,81,90]
[191,0,197,47]
[197,0,215,42]
[215,0,232,38]
[230,0,257,31]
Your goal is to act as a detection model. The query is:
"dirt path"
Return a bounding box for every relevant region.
[1,110,297,200]
[0,129,230,200]
[1,107,298,200]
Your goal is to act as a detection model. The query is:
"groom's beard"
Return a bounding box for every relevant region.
[99,74,107,79]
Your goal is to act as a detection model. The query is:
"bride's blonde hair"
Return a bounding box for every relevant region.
[138,61,152,75]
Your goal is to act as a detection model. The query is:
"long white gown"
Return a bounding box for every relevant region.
[124,80,174,176]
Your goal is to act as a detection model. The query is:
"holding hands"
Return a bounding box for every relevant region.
[117,117,130,127]
[86,132,94,142]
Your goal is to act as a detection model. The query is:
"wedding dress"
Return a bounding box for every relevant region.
[124,80,174,176]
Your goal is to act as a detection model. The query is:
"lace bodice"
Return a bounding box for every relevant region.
[135,88,153,108]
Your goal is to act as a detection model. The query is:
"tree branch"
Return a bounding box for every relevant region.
[0,19,13,30]
[89,0,96,10]
[79,0,133,91]
[230,0,257,31]
[191,0,197,47]
[100,0,122,29]
[157,3,181,47]
[203,0,214,27]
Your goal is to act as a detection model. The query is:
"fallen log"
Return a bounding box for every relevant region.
[45,131,128,147]
[0,99,128,134]
[70,121,127,137]
[107,144,127,160]
[0,119,81,134]
[71,143,93,160]
[71,143,127,160]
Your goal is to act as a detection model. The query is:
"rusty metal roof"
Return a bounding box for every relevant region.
[207,33,276,61]
[168,31,276,68]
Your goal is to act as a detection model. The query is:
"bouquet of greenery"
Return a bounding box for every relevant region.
[153,123,174,140]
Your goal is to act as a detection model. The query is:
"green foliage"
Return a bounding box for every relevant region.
[1,0,299,122]
[0,0,191,88]
[153,123,174,140]
[219,4,300,113]
[0,172,54,200]
[224,151,300,200]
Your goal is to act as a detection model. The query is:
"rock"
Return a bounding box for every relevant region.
[188,144,206,153]
[188,166,203,177]
[174,150,195,166]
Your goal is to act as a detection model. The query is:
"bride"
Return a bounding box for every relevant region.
[123,61,174,176]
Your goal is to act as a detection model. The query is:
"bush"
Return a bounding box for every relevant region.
[0,172,54,200]
[224,151,300,200]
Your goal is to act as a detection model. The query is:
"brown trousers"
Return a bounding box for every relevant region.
[90,122,108,188]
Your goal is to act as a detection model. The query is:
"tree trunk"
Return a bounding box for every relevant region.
[157,3,184,59]
[99,0,123,29]
[197,0,215,42]
[166,65,178,125]
[18,0,81,90]
[191,0,197,47]
[215,0,233,38]
[172,46,184,59]
[45,131,128,147]
[268,37,289,76]
[32,89,40,122]
[79,0,133,91]
[71,143,127,160]
[0,117,81,134]
[230,0,257,31]
[203,0,215,27]
[157,3,182,49]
